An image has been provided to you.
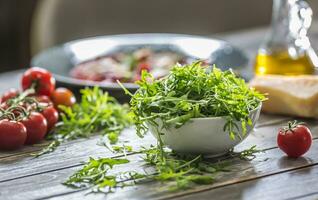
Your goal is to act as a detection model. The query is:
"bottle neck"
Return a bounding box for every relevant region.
[270,0,292,35]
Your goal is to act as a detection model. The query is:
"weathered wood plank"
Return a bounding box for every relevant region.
[0,128,156,182]
[24,139,318,200]
[0,141,50,159]
[169,166,318,200]
[1,136,318,200]
[0,117,315,183]
[255,114,292,128]
[0,153,148,200]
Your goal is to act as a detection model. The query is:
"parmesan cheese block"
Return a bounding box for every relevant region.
[249,75,318,118]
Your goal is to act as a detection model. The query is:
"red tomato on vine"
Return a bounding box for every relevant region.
[277,121,312,158]
[21,67,56,96]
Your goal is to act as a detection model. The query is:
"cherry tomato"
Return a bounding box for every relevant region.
[35,95,52,103]
[41,106,59,131]
[0,102,9,110]
[21,67,56,96]
[1,88,19,102]
[134,62,151,81]
[137,62,151,74]
[0,120,27,150]
[22,112,47,144]
[277,121,312,158]
[51,88,76,108]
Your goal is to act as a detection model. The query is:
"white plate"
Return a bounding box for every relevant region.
[32,33,248,102]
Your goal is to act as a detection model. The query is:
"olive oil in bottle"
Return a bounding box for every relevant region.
[254,52,315,75]
[254,0,317,76]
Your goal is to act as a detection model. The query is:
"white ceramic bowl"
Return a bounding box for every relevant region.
[148,104,261,156]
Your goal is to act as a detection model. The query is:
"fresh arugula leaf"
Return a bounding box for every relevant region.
[128,62,265,139]
[64,145,263,193]
[34,87,132,157]
[64,145,228,193]
[236,145,264,160]
[64,157,132,192]
[112,145,133,153]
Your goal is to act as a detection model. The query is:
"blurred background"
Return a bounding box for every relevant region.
[1,0,318,73]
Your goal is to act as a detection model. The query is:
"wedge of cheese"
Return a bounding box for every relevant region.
[249,75,318,118]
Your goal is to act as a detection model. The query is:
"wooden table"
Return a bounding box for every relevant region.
[1,27,318,200]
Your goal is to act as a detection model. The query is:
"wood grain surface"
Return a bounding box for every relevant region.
[0,116,316,200]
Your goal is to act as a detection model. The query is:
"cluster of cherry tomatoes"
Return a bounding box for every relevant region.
[0,67,76,151]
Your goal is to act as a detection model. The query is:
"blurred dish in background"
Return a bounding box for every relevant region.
[32,33,248,101]
[70,48,187,83]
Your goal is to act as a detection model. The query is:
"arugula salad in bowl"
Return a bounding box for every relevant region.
[124,62,265,156]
